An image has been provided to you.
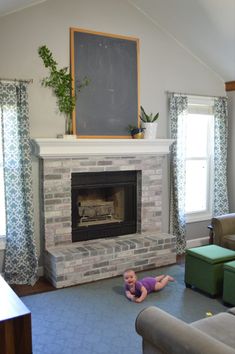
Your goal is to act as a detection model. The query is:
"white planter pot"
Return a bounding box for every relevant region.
[62,134,77,139]
[142,122,158,139]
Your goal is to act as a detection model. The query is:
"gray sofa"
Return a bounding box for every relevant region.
[136,306,235,354]
[210,213,235,250]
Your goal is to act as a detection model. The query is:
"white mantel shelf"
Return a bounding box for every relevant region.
[31,138,174,158]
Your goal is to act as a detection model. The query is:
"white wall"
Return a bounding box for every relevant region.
[0,0,226,264]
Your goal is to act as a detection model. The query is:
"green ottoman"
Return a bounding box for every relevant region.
[223,261,235,305]
[185,245,235,296]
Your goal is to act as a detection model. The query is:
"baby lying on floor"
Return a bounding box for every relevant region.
[123,269,174,303]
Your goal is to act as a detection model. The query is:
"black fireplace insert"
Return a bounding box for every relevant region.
[71,170,137,242]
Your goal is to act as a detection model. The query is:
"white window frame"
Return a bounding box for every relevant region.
[185,96,214,223]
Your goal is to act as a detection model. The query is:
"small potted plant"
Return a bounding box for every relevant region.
[127,125,145,139]
[38,45,89,137]
[140,106,159,139]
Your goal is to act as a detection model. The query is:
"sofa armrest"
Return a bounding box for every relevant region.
[227,307,235,316]
[211,214,235,245]
[135,306,235,354]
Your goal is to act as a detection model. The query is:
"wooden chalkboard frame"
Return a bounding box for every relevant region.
[70,28,140,138]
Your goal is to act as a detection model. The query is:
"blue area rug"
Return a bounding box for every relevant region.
[22,264,228,354]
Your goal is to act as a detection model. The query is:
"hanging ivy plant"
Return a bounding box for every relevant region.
[38,45,89,134]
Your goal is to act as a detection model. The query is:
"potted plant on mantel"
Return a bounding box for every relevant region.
[140,106,159,139]
[38,45,89,137]
[127,125,145,139]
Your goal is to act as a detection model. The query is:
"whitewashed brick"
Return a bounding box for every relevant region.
[40,154,175,287]
[44,232,176,288]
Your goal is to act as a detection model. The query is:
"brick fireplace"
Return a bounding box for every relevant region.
[32,138,176,288]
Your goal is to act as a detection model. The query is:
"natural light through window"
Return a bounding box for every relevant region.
[0,119,6,237]
[185,98,214,222]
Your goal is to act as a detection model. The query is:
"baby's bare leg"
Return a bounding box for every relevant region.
[155,275,165,282]
[154,275,175,291]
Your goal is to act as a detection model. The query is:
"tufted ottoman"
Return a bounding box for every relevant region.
[185,245,235,296]
[223,260,235,306]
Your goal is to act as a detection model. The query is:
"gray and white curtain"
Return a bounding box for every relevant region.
[0,81,38,285]
[213,97,229,215]
[169,95,188,255]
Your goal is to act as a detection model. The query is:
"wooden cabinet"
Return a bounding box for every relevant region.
[0,275,32,354]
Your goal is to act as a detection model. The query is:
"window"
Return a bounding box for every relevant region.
[185,97,214,222]
[0,120,6,237]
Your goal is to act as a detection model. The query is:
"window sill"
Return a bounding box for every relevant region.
[186,214,211,224]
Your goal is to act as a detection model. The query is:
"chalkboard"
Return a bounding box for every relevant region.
[70,28,139,138]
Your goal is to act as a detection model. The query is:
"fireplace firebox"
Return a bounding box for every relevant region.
[72,171,138,242]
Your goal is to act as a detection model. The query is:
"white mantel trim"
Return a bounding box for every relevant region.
[31,138,174,158]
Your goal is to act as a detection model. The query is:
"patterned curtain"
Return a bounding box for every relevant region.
[213,97,229,216]
[169,95,188,254]
[0,81,38,285]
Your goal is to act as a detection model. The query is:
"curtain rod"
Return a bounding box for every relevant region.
[166,90,227,99]
[0,78,33,84]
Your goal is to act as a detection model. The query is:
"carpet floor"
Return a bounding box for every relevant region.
[22,264,229,354]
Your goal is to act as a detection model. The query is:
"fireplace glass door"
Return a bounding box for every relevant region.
[72,171,137,242]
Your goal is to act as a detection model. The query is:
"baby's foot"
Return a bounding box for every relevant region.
[167,275,175,282]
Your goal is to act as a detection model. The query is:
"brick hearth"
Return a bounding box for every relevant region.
[45,232,176,288]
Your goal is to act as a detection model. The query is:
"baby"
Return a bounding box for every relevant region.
[123,269,174,303]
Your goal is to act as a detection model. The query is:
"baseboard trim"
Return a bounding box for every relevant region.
[186,236,209,249]
[37,266,44,277]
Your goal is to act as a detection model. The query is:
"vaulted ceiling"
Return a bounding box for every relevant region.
[129,0,235,82]
[0,0,46,17]
[1,0,234,82]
